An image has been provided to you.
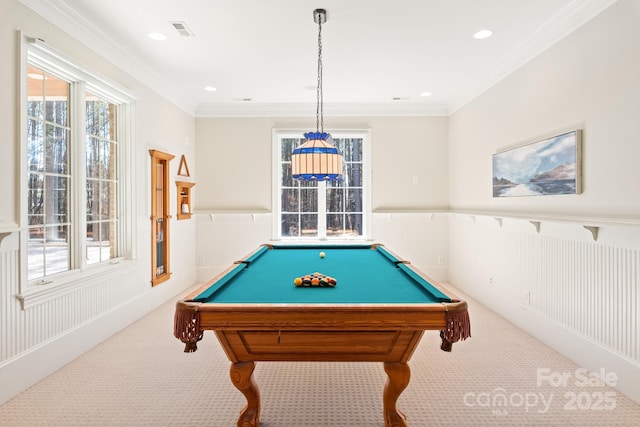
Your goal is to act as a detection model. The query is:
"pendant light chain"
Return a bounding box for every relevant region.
[316,15,323,134]
[291,9,342,182]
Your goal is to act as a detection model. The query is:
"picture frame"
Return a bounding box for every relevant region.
[492,129,582,197]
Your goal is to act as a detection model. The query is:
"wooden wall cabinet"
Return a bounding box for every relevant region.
[149,149,174,286]
[176,181,195,220]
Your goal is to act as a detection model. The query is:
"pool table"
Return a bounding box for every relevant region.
[174,243,470,427]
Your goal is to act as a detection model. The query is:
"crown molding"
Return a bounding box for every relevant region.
[195,101,449,118]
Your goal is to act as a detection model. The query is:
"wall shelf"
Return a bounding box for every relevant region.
[176,181,196,220]
[0,222,19,245]
[450,209,640,242]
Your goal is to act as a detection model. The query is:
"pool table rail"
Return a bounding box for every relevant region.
[174,299,470,354]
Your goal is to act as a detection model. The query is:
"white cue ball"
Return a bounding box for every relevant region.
[319,251,325,258]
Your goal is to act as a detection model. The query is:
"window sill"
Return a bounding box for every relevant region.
[16,258,140,310]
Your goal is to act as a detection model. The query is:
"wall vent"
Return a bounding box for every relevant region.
[170,21,195,37]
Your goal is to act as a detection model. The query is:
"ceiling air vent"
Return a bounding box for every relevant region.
[170,21,195,37]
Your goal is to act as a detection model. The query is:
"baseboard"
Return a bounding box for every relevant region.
[0,276,195,405]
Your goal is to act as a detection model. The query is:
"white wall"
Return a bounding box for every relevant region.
[0,0,198,404]
[194,116,449,212]
[448,0,640,403]
[449,0,640,218]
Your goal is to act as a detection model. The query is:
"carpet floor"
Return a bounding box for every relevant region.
[1,285,638,426]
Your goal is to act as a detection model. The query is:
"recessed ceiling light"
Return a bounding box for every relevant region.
[473,29,493,39]
[148,32,167,41]
[204,86,217,92]
[420,91,432,97]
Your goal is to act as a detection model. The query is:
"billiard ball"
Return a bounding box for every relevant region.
[294,277,303,287]
[311,277,320,286]
[319,251,325,258]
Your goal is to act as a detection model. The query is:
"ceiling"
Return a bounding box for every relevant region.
[20,0,617,116]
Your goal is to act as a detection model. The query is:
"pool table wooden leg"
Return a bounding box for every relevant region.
[383,362,410,427]
[229,361,261,427]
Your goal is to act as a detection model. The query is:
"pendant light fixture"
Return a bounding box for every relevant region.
[291,9,344,181]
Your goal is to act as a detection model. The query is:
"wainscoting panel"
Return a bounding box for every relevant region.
[0,238,144,366]
[1,247,20,362]
[448,214,640,395]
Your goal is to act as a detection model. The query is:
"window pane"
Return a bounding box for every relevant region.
[345,163,363,187]
[86,136,99,178]
[86,237,101,265]
[281,188,299,212]
[28,224,71,280]
[281,138,299,162]
[28,173,44,225]
[45,124,68,174]
[347,188,363,212]
[101,102,117,140]
[327,214,344,236]
[281,162,293,186]
[300,189,317,212]
[99,181,112,220]
[86,179,97,218]
[300,214,317,237]
[86,93,119,263]
[86,98,99,136]
[45,224,69,275]
[44,75,69,127]
[27,99,44,120]
[107,220,117,259]
[326,188,344,213]
[299,179,315,188]
[86,221,116,265]
[44,175,68,224]
[27,120,44,172]
[99,139,112,179]
[27,65,44,113]
[281,214,299,237]
[28,234,45,280]
[346,214,363,236]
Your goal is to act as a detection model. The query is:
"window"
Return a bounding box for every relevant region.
[21,35,134,291]
[274,130,371,240]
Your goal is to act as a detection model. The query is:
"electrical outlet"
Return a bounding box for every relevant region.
[489,277,494,284]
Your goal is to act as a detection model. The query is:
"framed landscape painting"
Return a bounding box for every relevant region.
[492,130,582,197]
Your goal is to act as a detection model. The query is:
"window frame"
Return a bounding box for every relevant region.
[272,128,372,241]
[17,33,137,307]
